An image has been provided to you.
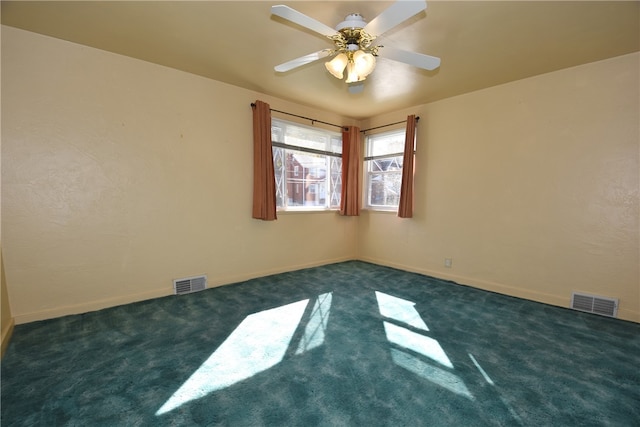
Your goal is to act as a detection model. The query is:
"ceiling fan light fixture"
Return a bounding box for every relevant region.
[335,13,367,31]
[272,2,441,88]
[344,50,375,83]
[325,53,349,79]
[353,50,376,77]
[345,61,365,84]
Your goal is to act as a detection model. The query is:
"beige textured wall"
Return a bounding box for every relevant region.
[359,53,639,322]
[1,27,358,323]
[1,23,15,356]
[3,26,638,325]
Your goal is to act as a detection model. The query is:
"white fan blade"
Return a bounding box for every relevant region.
[364,0,427,36]
[274,50,333,73]
[378,46,440,70]
[271,5,337,37]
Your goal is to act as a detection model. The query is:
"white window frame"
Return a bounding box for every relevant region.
[364,129,407,211]
[271,119,342,211]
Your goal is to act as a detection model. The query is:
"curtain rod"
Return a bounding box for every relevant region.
[251,103,347,131]
[250,103,418,133]
[361,116,419,133]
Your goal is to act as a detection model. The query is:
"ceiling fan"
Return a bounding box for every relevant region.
[271,0,441,91]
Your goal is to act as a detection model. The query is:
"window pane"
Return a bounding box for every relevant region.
[365,128,406,210]
[330,156,342,208]
[271,119,342,210]
[272,125,284,144]
[367,130,405,157]
[329,135,342,155]
[273,119,342,154]
[273,147,285,208]
[368,171,401,207]
[284,150,329,207]
[370,156,403,173]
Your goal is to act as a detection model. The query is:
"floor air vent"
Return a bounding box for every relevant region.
[173,275,207,295]
[570,292,618,318]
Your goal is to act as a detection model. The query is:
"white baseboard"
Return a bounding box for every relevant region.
[12,256,357,325]
[13,288,171,325]
[617,308,640,323]
[358,256,640,323]
[10,257,638,325]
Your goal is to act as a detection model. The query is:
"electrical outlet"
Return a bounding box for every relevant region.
[444,258,453,268]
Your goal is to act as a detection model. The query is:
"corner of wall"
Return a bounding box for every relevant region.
[1,317,15,359]
[1,249,16,358]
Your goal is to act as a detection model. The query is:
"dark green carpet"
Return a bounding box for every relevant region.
[2,261,639,426]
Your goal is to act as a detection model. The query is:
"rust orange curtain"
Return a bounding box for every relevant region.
[252,100,277,221]
[398,115,417,218]
[340,126,361,216]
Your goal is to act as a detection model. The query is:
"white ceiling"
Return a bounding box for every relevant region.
[2,1,638,120]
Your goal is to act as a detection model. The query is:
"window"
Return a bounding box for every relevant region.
[271,119,342,210]
[364,129,406,210]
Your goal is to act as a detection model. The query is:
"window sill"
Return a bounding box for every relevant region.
[276,208,340,215]
[362,207,398,214]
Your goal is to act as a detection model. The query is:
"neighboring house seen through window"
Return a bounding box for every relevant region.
[365,129,406,210]
[271,119,342,210]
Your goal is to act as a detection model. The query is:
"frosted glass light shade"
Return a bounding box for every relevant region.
[345,62,363,84]
[353,50,376,77]
[325,53,348,79]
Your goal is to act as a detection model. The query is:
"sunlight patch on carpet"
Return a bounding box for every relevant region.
[383,321,453,369]
[156,299,309,415]
[469,353,494,385]
[375,291,429,331]
[390,348,473,399]
[296,292,333,355]
[376,291,473,400]
[469,353,523,422]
